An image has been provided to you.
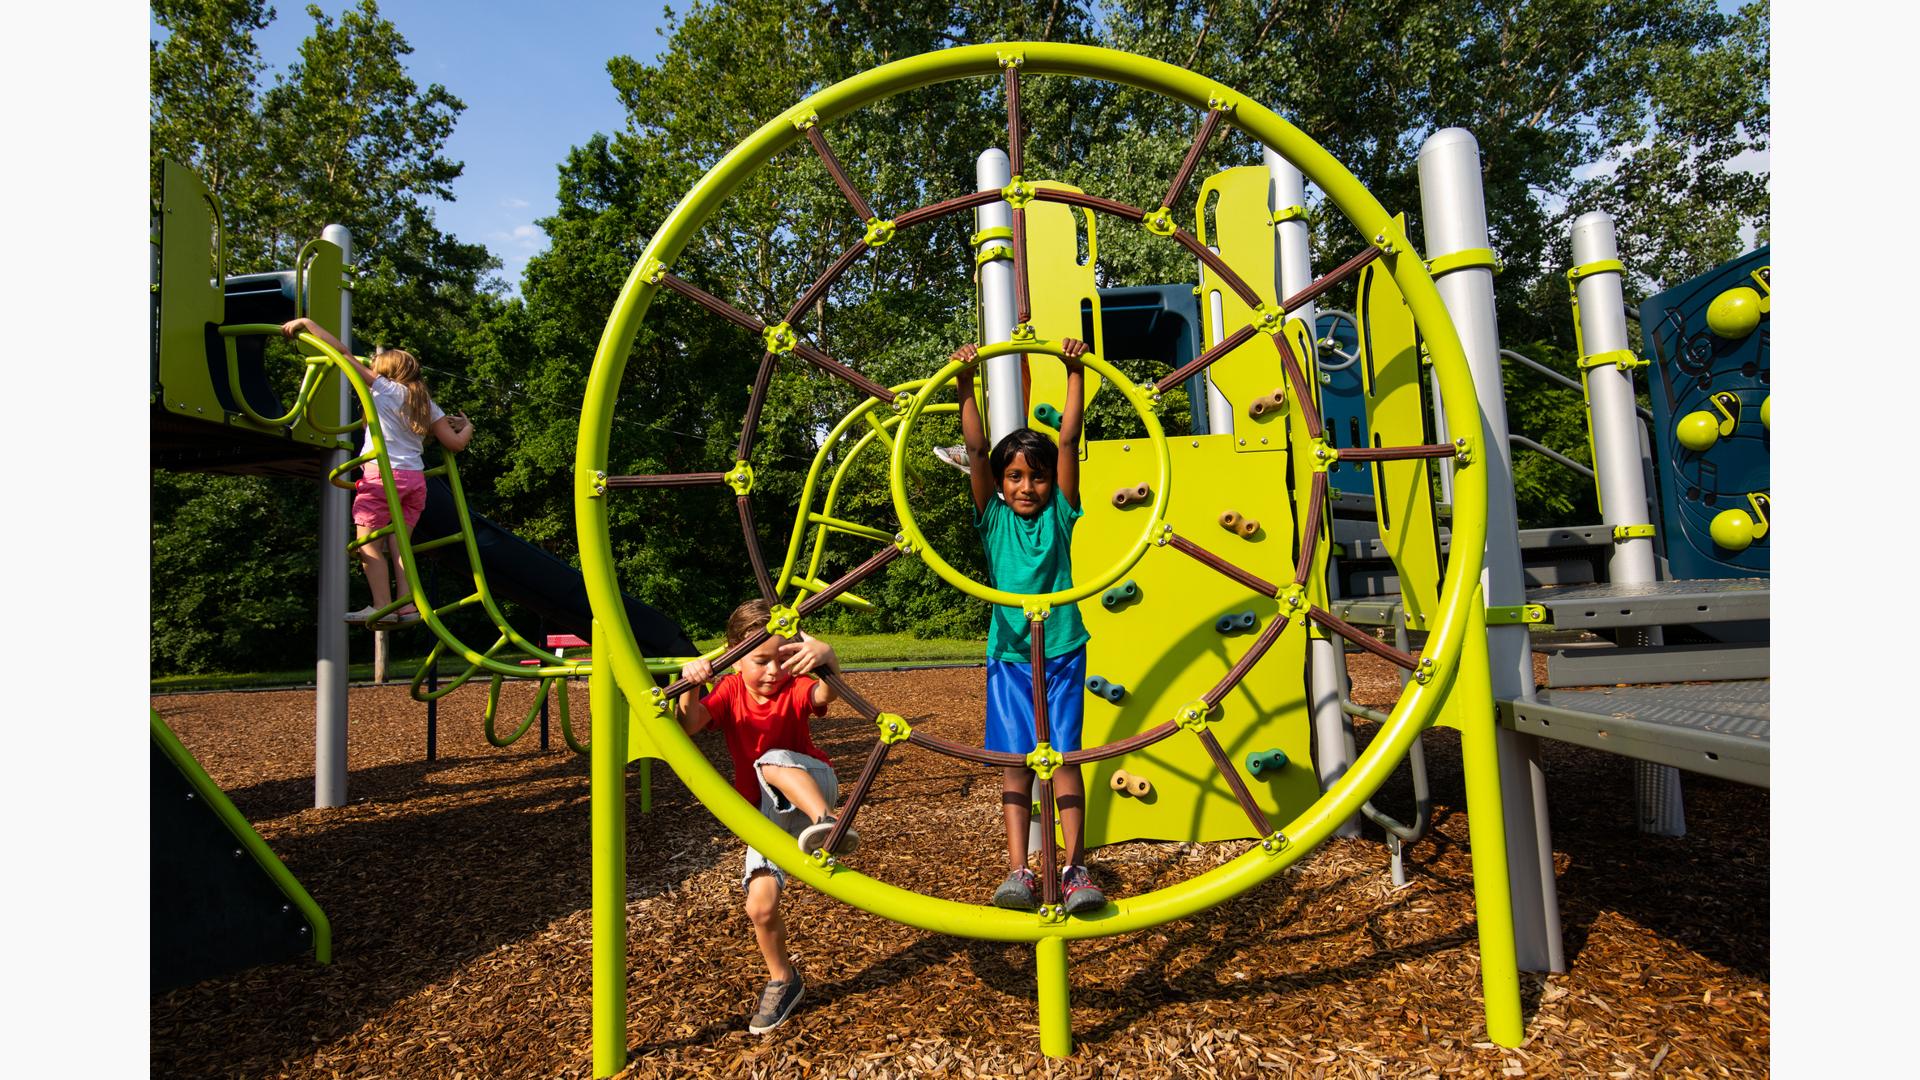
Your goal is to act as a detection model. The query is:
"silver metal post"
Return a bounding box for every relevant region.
[1418,129,1563,972]
[314,224,352,809]
[975,150,1023,446]
[1570,211,1683,836]
[1267,146,1358,838]
[1202,252,1234,434]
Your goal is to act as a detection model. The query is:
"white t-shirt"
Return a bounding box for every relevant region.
[361,375,445,471]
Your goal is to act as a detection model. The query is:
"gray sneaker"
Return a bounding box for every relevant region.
[796,815,860,856]
[747,972,805,1034]
[1061,864,1106,914]
[992,868,1040,910]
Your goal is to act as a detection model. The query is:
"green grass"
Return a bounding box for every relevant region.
[150,632,987,694]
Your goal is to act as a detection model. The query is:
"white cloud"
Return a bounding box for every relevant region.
[502,197,531,209]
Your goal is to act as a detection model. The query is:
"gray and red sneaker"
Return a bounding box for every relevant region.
[1061,864,1106,914]
[992,868,1040,910]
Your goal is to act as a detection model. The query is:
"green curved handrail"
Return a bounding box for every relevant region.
[774,376,958,609]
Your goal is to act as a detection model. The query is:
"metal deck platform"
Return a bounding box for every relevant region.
[1328,577,1770,631]
[1499,681,1769,788]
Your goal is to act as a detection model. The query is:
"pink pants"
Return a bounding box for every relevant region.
[352,466,427,530]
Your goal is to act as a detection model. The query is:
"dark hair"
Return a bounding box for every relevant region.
[726,599,772,646]
[988,428,1055,484]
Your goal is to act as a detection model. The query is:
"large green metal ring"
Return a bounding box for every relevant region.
[889,339,1170,609]
[577,42,1488,943]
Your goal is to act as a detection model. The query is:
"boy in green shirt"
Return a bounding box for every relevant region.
[953,338,1106,915]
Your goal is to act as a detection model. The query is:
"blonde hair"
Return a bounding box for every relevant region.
[372,348,433,437]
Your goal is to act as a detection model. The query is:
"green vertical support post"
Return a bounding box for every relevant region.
[1453,592,1524,1047]
[1035,935,1072,1056]
[590,619,630,1078]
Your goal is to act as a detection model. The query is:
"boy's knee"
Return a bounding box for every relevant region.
[745,871,781,924]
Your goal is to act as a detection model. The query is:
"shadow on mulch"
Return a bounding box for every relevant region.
[153,661,1769,1079]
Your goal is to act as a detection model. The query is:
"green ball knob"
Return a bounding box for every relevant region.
[1675,411,1721,452]
[1706,287,1763,339]
[1709,508,1756,551]
[1760,395,1770,429]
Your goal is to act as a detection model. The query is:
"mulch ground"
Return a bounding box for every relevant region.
[151,655,1767,1078]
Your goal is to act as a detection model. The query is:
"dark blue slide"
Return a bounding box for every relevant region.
[412,478,696,659]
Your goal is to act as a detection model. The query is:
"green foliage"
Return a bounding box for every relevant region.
[152,0,1767,673]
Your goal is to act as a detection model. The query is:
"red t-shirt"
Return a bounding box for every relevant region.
[700,672,831,803]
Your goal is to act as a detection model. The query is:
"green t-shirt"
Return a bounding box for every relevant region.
[976,494,1090,662]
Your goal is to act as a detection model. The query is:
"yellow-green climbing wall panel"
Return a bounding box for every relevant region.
[1355,234,1443,630]
[1022,181,1106,440]
[1076,434,1316,847]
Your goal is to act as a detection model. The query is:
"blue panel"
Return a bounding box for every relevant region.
[1315,312,1375,499]
[1638,247,1770,579]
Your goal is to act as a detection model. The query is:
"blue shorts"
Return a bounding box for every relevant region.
[985,646,1087,755]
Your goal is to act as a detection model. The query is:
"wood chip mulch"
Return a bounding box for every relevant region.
[151,655,1767,1078]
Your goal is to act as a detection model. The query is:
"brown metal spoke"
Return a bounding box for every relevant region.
[661,626,770,700]
[1171,229,1265,308]
[1154,323,1258,393]
[783,241,869,328]
[821,738,890,855]
[1012,206,1032,324]
[602,472,729,489]
[1338,443,1460,462]
[1273,330,1325,437]
[1030,187,1147,220]
[816,667,880,719]
[1164,532,1281,597]
[657,273,766,335]
[1059,720,1182,765]
[802,124,876,224]
[1162,108,1226,212]
[795,543,901,618]
[1202,613,1292,709]
[736,350,780,461]
[893,189,1004,230]
[1308,606,1420,671]
[1283,244,1381,313]
[1194,727,1274,836]
[1005,65,1024,177]
[737,496,777,602]
[791,340,897,403]
[907,729,1025,768]
[1036,776,1060,904]
[1294,472,1327,587]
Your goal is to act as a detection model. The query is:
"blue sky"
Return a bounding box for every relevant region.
[154,2,683,289]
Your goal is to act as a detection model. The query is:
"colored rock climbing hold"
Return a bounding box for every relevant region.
[1215,610,1258,634]
[1101,579,1140,609]
[1111,482,1152,508]
[1218,510,1259,537]
[1033,402,1062,430]
[1245,749,1289,777]
[1085,676,1127,703]
[1706,286,1763,339]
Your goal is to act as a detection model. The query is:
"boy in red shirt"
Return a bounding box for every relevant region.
[675,599,857,1034]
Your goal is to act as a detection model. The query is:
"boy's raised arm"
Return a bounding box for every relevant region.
[1056,337,1088,509]
[782,633,841,709]
[954,343,995,514]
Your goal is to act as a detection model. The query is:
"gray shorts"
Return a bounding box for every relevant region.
[741,749,839,892]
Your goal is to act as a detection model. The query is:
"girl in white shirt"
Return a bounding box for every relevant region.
[282,317,473,626]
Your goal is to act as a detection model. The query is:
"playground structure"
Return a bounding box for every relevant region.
[150,41,1768,1075]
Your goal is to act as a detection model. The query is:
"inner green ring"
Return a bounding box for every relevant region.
[888,338,1172,610]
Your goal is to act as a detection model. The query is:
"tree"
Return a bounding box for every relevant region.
[150,0,502,674]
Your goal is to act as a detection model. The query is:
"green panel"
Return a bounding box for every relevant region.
[1021,181,1106,439]
[1355,246,1443,630]
[155,159,228,421]
[1195,166,1286,454]
[154,158,347,449]
[1078,434,1316,847]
